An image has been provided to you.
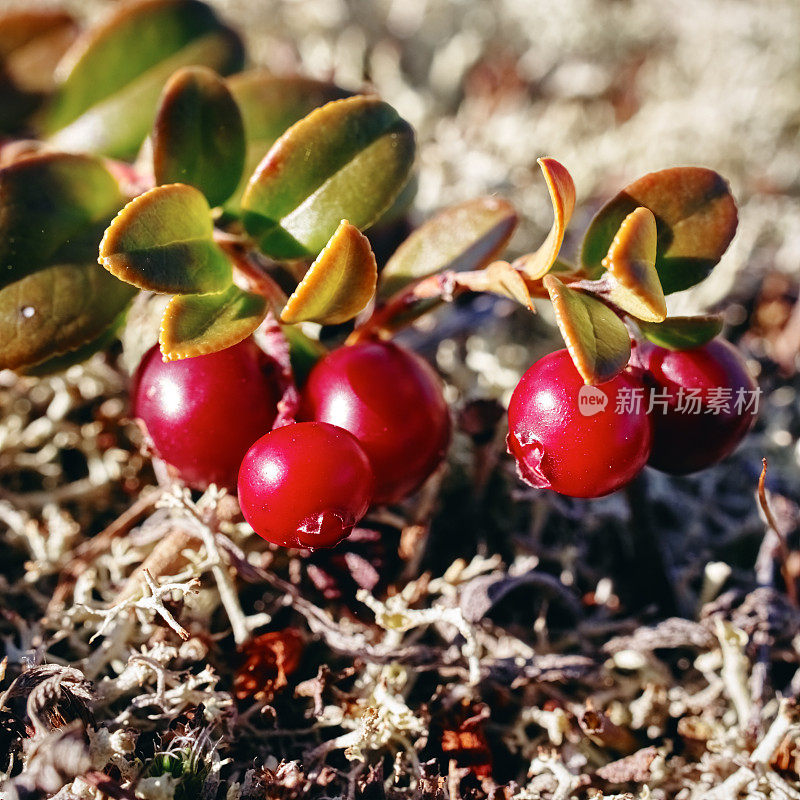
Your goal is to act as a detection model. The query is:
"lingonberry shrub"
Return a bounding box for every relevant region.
[632,338,758,474]
[0,0,756,534]
[132,340,281,491]
[238,422,374,549]
[507,349,653,498]
[300,339,451,504]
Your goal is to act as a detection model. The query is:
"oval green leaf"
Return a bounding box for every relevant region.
[638,315,723,351]
[153,66,245,207]
[0,9,77,133]
[99,183,232,294]
[41,0,244,159]
[601,207,667,323]
[23,308,128,377]
[543,274,631,385]
[226,70,352,211]
[580,167,738,294]
[159,283,269,360]
[379,196,518,298]
[241,95,415,259]
[0,152,123,289]
[281,220,377,325]
[0,262,136,371]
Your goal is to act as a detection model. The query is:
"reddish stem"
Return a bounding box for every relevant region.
[757,458,797,606]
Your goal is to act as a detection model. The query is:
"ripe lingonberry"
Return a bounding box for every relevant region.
[132,340,281,491]
[237,422,374,549]
[300,340,451,503]
[507,349,653,498]
[632,338,758,474]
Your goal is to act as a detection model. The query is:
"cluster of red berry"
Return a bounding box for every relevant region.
[132,330,757,549]
[132,337,450,549]
[508,338,758,498]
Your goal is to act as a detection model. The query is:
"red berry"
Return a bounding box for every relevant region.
[632,338,758,474]
[132,340,281,491]
[237,422,374,549]
[507,349,652,498]
[300,340,451,504]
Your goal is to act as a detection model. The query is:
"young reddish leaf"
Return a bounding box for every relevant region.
[41,0,244,158]
[580,167,738,293]
[378,196,517,298]
[0,262,136,371]
[513,158,576,280]
[543,274,631,385]
[0,9,77,133]
[153,66,245,207]
[241,95,415,259]
[638,314,723,351]
[280,220,377,325]
[0,152,123,289]
[99,183,232,294]
[159,283,269,361]
[226,70,351,210]
[601,207,667,322]
[454,262,534,311]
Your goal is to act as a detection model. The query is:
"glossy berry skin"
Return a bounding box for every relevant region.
[301,340,451,504]
[507,349,653,498]
[132,340,281,491]
[632,338,758,474]
[237,422,374,549]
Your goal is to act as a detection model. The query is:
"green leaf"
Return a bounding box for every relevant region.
[153,66,245,207]
[0,152,123,289]
[41,0,244,159]
[99,183,232,294]
[580,167,738,294]
[0,9,77,133]
[241,95,415,259]
[0,262,136,371]
[23,308,128,376]
[281,220,377,325]
[543,274,631,385]
[159,283,269,360]
[226,70,351,211]
[379,196,517,298]
[601,207,667,323]
[638,315,723,351]
[283,323,327,387]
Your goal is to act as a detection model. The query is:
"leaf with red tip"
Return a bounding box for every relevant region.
[226,70,352,210]
[99,183,232,294]
[0,152,124,289]
[454,262,534,311]
[638,314,723,351]
[514,158,576,280]
[159,283,269,360]
[153,66,245,207]
[281,221,377,325]
[41,0,244,158]
[601,207,667,322]
[241,95,415,259]
[543,274,631,385]
[379,196,518,298]
[0,261,135,371]
[581,167,738,293]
